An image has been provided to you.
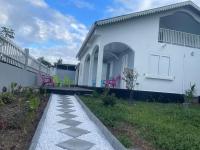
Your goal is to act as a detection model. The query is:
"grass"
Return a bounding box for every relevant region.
[81,95,200,150]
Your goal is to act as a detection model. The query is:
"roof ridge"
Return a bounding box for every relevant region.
[96,1,196,25]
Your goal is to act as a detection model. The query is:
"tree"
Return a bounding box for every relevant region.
[0,27,15,39]
[37,57,52,67]
[122,68,138,101]
[57,58,62,65]
[54,58,63,66]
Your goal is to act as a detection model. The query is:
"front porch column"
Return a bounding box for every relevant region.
[96,44,103,87]
[88,55,94,86]
[79,62,84,85]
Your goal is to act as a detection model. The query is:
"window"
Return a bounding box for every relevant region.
[159,56,170,76]
[149,54,170,76]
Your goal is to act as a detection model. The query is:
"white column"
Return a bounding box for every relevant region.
[80,62,84,85]
[96,44,103,87]
[88,55,94,86]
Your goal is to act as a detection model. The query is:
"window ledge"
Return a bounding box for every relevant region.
[145,74,174,81]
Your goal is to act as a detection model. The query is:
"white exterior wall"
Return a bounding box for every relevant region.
[78,38,101,86]
[78,9,200,96]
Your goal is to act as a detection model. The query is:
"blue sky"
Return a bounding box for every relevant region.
[0,0,199,64]
[46,0,113,26]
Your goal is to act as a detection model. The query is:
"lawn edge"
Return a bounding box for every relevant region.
[29,94,53,150]
[75,95,128,150]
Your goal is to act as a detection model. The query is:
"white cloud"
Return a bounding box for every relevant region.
[0,0,88,64]
[68,0,94,10]
[107,0,200,16]
[25,0,48,8]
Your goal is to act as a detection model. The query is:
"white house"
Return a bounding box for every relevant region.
[76,1,200,96]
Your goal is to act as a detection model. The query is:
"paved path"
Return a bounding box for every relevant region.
[33,94,114,150]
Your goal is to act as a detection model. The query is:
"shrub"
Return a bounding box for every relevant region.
[0,99,4,106]
[11,82,17,93]
[184,84,196,103]
[22,87,34,98]
[28,97,40,111]
[103,87,110,96]
[92,90,99,98]
[102,93,116,106]
[2,86,7,93]
[0,92,15,104]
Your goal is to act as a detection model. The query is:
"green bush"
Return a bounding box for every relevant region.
[92,90,99,98]
[0,98,4,106]
[102,93,116,106]
[28,97,40,111]
[11,82,17,93]
[2,86,7,93]
[0,92,15,104]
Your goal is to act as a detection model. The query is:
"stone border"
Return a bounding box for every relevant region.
[29,95,53,150]
[75,95,127,150]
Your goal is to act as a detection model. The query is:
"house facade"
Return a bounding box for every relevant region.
[76,1,200,96]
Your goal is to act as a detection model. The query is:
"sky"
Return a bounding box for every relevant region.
[0,0,200,64]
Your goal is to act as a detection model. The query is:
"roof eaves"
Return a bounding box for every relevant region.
[96,1,197,26]
[76,23,96,58]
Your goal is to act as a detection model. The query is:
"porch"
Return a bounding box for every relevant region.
[82,42,135,89]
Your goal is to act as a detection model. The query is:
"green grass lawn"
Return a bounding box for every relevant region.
[81,96,200,150]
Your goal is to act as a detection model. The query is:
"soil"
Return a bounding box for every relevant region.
[0,95,49,150]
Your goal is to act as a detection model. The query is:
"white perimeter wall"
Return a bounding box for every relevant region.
[0,62,37,91]
[56,69,76,82]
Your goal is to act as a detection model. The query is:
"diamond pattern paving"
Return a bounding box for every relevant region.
[59,102,73,105]
[58,127,90,138]
[58,113,77,119]
[56,138,94,150]
[57,109,75,113]
[58,119,82,126]
[57,107,74,111]
[57,104,73,108]
[57,108,75,113]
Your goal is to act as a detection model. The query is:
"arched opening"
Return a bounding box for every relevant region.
[91,46,99,86]
[160,11,200,34]
[83,54,90,86]
[103,42,135,89]
[159,11,200,48]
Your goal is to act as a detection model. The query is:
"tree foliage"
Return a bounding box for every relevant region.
[37,57,52,67]
[122,68,138,90]
[0,27,15,39]
[54,58,63,66]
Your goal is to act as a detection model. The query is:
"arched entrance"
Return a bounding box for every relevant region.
[103,42,135,89]
[83,54,90,86]
[91,45,99,86]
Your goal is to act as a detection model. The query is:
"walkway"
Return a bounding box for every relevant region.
[31,94,114,150]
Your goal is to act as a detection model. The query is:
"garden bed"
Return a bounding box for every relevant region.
[81,95,200,150]
[0,87,49,150]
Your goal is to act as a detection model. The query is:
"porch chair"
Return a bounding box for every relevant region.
[105,75,121,88]
[38,74,54,87]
